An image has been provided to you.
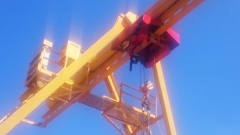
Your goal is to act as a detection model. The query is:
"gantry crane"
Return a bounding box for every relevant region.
[0,0,203,135]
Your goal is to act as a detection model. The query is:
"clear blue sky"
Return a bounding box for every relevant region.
[0,0,240,135]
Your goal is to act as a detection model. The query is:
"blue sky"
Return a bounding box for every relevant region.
[0,0,240,135]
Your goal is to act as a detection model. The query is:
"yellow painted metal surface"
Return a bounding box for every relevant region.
[104,74,134,134]
[59,41,81,66]
[104,74,120,102]
[154,0,204,36]
[153,61,176,135]
[38,2,204,130]
[0,0,204,134]
[0,13,134,135]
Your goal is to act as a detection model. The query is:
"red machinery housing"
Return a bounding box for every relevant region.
[112,14,180,68]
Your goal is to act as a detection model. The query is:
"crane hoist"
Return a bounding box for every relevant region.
[0,0,204,135]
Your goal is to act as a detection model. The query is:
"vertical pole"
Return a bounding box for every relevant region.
[153,61,176,135]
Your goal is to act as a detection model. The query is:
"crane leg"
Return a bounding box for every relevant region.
[153,61,177,135]
[104,74,135,135]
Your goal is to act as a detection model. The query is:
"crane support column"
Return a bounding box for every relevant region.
[153,61,176,135]
[104,74,134,134]
[104,74,120,102]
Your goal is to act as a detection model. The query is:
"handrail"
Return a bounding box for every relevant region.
[120,83,157,116]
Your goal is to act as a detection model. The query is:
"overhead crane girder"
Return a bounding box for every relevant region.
[0,0,204,135]
[0,11,135,135]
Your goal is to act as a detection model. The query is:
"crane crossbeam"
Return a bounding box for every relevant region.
[0,0,204,134]
[41,0,204,126]
[0,12,135,135]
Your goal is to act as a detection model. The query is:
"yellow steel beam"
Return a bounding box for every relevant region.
[133,0,204,54]
[153,61,176,135]
[39,13,138,126]
[154,0,204,36]
[39,51,131,127]
[104,74,120,102]
[104,74,134,134]
[103,115,127,135]
[0,14,133,135]
[30,1,204,129]
[104,75,134,134]
[0,1,204,134]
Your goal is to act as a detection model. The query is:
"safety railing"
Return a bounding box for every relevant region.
[119,83,158,117]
